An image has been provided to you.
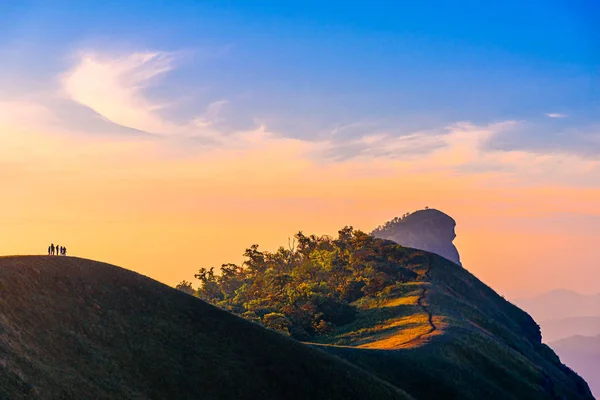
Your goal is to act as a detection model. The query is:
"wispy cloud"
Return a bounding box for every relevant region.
[58,50,278,149]
[61,51,177,134]
[3,46,599,190]
[546,113,568,118]
[192,100,229,129]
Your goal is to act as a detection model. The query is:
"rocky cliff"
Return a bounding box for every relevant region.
[372,208,462,266]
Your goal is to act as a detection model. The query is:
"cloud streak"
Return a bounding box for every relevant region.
[2,46,599,190]
[61,51,177,134]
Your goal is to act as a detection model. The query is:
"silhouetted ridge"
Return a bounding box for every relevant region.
[372,208,462,266]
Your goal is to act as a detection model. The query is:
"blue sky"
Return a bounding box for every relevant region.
[1,1,599,160]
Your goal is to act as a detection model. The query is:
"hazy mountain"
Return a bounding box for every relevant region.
[550,334,600,398]
[538,317,600,342]
[514,289,600,322]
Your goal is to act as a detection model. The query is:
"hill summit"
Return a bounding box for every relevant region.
[372,208,462,266]
[0,256,410,400]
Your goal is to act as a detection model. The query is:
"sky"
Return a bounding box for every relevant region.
[0,0,599,298]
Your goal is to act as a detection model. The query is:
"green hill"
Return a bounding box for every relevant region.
[317,252,595,400]
[0,256,411,400]
[186,227,594,400]
[0,245,594,399]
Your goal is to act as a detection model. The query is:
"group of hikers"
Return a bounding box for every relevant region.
[48,243,67,256]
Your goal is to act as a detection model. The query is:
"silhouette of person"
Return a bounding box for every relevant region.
[51,243,55,256]
[63,247,67,256]
[48,245,51,256]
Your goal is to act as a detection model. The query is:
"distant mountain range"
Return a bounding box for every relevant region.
[550,334,600,398]
[538,317,600,343]
[514,289,600,398]
[514,289,600,322]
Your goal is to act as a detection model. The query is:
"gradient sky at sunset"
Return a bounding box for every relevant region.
[1,1,599,298]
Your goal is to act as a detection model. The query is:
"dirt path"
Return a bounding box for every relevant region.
[404,255,437,345]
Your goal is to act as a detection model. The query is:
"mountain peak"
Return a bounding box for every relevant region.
[372,208,462,266]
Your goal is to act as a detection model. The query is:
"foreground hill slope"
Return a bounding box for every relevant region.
[316,252,595,400]
[0,256,411,400]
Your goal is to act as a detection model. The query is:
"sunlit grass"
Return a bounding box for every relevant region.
[381,295,420,308]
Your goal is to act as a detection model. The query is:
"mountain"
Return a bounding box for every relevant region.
[538,317,600,343]
[513,290,600,322]
[187,227,594,400]
[372,208,462,266]
[550,334,600,398]
[0,256,411,400]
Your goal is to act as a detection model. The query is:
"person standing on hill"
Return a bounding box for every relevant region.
[50,243,55,256]
[48,245,52,255]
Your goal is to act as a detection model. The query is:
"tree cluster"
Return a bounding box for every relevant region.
[372,207,430,235]
[178,227,417,340]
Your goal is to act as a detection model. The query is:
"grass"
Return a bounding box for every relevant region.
[0,256,412,400]
[0,253,594,400]
[316,252,595,400]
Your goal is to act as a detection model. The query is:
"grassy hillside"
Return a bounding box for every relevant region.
[183,226,594,400]
[0,256,412,400]
[1,250,593,400]
[181,227,592,400]
[317,252,595,400]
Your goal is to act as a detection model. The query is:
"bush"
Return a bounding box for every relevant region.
[263,313,292,336]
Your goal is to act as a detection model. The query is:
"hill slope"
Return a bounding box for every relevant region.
[315,252,595,400]
[0,256,412,400]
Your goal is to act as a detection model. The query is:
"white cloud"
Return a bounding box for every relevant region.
[58,50,273,149]
[546,113,568,118]
[3,46,597,188]
[61,51,178,134]
[317,120,600,186]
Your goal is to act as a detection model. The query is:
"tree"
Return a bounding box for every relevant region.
[188,225,421,340]
[194,267,223,302]
[175,280,195,295]
[263,312,292,336]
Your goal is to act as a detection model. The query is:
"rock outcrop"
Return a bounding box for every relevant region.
[372,208,462,266]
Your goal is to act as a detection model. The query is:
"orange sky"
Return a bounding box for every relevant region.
[1,117,599,299]
[1,49,599,300]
